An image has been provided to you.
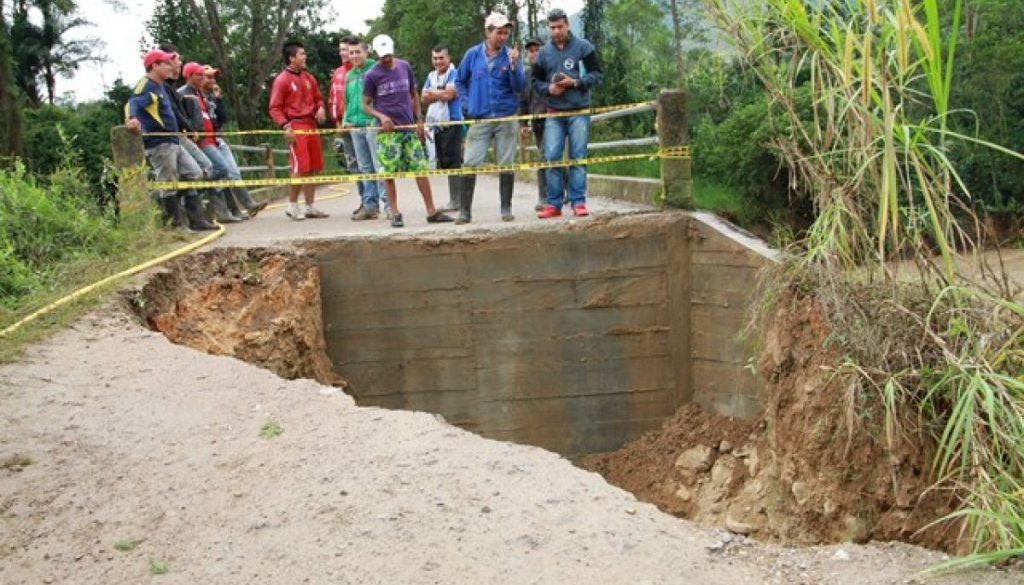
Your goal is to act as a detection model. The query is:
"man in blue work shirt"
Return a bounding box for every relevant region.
[125,48,216,231]
[532,7,604,218]
[455,12,526,224]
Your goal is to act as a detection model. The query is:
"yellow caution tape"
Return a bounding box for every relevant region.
[142,101,655,138]
[150,147,690,191]
[0,225,225,338]
[0,187,353,339]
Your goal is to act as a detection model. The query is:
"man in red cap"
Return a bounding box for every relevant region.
[268,40,329,220]
[179,62,267,221]
[126,49,216,231]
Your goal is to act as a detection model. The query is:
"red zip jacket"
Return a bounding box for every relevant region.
[268,67,324,127]
[328,62,352,125]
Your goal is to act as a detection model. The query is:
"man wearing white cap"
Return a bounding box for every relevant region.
[362,34,454,228]
[454,12,526,224]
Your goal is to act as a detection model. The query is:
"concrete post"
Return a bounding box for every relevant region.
[656,90,692,209]
[261,143,276,179]
[109,125,149,213]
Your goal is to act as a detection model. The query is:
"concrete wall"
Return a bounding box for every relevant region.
[317,212,774,457]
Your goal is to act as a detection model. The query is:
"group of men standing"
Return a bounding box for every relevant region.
[281,6,603,227]
[127,7,601,230]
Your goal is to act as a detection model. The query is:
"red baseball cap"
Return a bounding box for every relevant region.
[181,62,205,78]
[143,49,177,68]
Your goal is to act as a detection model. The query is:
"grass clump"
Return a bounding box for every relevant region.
[259,420,283,439]
[113,539,138,552]
[147,558,168,575]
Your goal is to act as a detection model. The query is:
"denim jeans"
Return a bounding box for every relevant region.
[463,120,518,167]
[350,127,388,212]
[201,140,243,181]
[543,114,590,207]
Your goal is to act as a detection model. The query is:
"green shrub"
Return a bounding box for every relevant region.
[0,161,123,309]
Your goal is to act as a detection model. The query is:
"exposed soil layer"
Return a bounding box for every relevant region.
[128,248,344,386]
[583,291,962,551]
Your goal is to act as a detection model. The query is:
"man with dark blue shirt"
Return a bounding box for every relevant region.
[126,49,215,231]
[531,8,604,218]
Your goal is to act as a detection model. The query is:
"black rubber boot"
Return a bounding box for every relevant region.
[499,172,514,222]
[443,175,461,212]
[231,187,268,217]
[160,194,189,229]
[184,191,218,231]
[221,188,249,220]
[209,189,243,223]
[456,175,475,225]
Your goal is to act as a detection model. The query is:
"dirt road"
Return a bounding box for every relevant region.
[1,181,1021,583]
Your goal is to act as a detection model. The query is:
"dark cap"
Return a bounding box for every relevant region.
[547,8,568,21]
[525,37,543,49]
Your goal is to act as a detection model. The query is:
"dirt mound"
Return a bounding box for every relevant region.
[583,290,962,551]
[127,248,344,386]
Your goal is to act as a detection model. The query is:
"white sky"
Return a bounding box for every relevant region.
[62,0,584,103]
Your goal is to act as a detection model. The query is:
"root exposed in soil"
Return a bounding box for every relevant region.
[127,248,345,386]
[583,291,962,551]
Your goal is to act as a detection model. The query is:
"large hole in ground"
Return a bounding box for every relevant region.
[128,212,960,552]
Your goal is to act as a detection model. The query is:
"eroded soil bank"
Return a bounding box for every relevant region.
[583,291,960,551]
[130,248,344,387]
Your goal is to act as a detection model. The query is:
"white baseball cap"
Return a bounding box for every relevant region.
[372,34,395,57]
[485,12,511,29]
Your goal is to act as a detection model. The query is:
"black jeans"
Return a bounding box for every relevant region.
[434,125,463,170]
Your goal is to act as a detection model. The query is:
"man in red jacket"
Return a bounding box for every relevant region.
[269,40,329,220]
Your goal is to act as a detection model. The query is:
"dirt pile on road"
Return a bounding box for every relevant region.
[583,290,961,551]
[128,248,344,386]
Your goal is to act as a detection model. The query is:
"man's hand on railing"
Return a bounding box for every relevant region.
[125,118,141,134]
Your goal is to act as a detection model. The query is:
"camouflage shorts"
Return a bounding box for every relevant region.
[376,131,429,174]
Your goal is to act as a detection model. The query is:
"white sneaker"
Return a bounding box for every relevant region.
[286,205,305,221]
[304,206,329,219]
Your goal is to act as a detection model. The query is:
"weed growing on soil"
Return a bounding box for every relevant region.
[148,558,168,575]
[259,420,283,439]
[113,539,137,552]
[708,0,1024,563]
[0,454,32,470]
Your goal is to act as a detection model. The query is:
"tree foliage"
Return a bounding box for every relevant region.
[8,0,100,105]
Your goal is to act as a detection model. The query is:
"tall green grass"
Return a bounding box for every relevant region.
[705,0,1024,563]
[0,154,190,360]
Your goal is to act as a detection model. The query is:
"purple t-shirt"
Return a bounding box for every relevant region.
[363,58,417,128]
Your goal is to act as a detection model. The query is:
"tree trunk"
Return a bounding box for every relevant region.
[0,2,23,157]
[184,0,301,132]
[668,0,686,90]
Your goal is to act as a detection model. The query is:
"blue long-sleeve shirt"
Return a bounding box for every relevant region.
[531,33,603,111]
[456,42,526,119]
[127,77,180,149]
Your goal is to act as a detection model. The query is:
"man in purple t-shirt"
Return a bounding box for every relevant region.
[363,34,454,228]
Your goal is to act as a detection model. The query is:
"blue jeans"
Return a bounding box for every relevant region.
[350,127,388,212]
[543,114,590,208]
[200,140,243,181]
